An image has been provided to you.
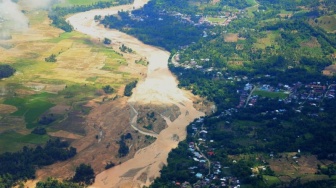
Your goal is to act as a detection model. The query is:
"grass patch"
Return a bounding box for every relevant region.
[207,17,226,23]
[10,59,58,84]
[86,76,99,82]
[27,11,48,25]
[0,131,49,153]
[246,0,257,6]
[317,15,336,33]
[253,90,288,99]
[4,93,55,129]
[263,175,281,185]
[246,3,258,18]
[45,31,86,43]
[135,59,148,66]
[254,31,279,49]
[58,84,99,103]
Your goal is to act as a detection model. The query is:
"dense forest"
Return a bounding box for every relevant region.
[49,0,134,32]
[101,4,206,51]
[0,139,76,187]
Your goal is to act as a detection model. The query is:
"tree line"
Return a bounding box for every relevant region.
[49,0,134,32]
[0,139,76,187]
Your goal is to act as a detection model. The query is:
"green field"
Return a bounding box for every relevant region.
[263,175,281,186]
[4,93,55,129]
[317,15,336,33]
[207,17,226,23]
[253,90,288,99]
[253,31,279,49]
[246,0,257,6]
[0,131,49,153]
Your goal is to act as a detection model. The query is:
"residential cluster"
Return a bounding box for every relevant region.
[172,117,242,188]
[237,81,336,113]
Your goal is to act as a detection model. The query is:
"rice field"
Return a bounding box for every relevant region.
[0,7,143,152]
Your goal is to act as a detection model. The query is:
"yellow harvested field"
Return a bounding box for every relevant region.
[0,104,17,114]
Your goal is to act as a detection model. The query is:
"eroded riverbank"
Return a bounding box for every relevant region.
[67,0,205,187]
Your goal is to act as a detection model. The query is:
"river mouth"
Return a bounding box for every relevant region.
[67,0,205,187]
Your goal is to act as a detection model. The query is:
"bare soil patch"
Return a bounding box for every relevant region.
[48,105,71,114]
[300,37,321,48]
[25,82,66,93]
[224,33,239,42]
[36,97,152,181]
[14,89,37,96]
[0,104,17,114]
[0,116,26,133]
[269,154,323,182]
[52,110,87,136]
[211,0,220,5]
[48,130,83,140]
[323,64,336,76]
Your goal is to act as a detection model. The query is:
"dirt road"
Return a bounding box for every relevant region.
[67,0,204,187]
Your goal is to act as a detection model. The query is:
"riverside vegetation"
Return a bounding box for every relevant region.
[98,0,336,187]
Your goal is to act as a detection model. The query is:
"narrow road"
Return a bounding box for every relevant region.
[129,103,158,138]
[245,86,256,107]
[195,143,211,176]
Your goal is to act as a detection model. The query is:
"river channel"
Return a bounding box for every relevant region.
[67,1,204,187]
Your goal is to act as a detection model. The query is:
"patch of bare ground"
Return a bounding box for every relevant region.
[133,104,179,134]
[48,130,83,140]
[269,154,328,182]
[323,64,336,76]
[52,110,87,136]
[0,116,26,133]
[211,0,220,5]
[224,33,239,42]
[278,13,293,18]
[228,61,244,66]
[300,37,321,48]
[36,97,152,181]
[25,82,66,93]
[48,104,71,114]
[0,104,17,114]
[184,90,215,116]
[14,88,37,96]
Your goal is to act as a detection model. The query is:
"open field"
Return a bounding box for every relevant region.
[253,31,279,49]
[0,104,17,114]
[269,154,331,183]
[207,17,226,24]
[0,4,146,153]
[224,33,239,42]
[0,131,49,153]
[310,14,336,33]
[263,175,281,186]
[253,89,288,99]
